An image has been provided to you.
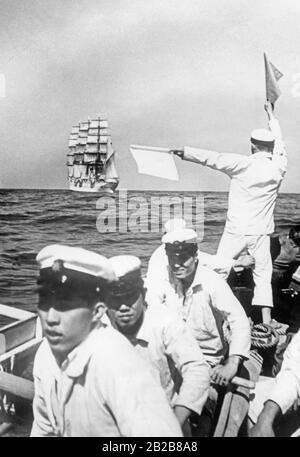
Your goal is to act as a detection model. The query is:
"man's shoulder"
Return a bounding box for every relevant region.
[33,339,55,376]
[92,325,135,356]
[149,244,165,261]
[195,264,228,294]
[145,303,183,327]
[144,306,191,349]
[90,326,151,372]
[196,264,225,282]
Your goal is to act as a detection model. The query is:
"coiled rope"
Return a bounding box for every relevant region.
[251,324,279,349]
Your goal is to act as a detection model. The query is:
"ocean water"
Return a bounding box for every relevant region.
[1,189,300,313]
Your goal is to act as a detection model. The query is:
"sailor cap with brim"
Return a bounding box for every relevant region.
[162,228,198,245]
[106,255,144,298]
[36,244,116,295]
[250,129,275,148]
[164,218,186,233]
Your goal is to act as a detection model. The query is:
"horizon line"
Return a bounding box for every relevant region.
[0,188,299,195]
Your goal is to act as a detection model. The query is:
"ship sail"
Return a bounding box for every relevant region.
[105,143,119,181]
[73,164,83,178]
[66,114,119,193]
[68,165,74,178]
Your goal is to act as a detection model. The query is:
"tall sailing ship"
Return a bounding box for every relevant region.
[66,115,119,193]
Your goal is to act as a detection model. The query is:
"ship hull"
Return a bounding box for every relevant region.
[69,179,119,194]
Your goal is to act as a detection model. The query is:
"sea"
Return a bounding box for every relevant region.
[1,189,300,313]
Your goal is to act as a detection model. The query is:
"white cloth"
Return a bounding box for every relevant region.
[103,305,210,416]
[31,326,182,437]
[248,376,276,424]
[183,118,286,235]
[249,331,300,424]
[146,263,251,366]
[146,245,235,287]
[130,144,179,181]
[268,330,300,414]
[217,232,273,308]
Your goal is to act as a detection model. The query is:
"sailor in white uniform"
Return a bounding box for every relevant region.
[102,254,211,434]
[170,102,287,325]
[31,244,182,437]
[145,228,251,434]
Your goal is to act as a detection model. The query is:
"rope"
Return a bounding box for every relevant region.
[251,324,279,349]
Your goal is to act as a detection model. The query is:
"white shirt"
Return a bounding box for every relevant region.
[103,305,210,416]
[268,330,300,414]
[183,118,286,235]
[147,263,251,366]
[31,325,182,437]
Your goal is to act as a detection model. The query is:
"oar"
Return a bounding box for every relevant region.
[231,376,255,390]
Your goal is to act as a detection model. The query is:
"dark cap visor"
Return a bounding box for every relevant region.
[37,267,104,297]
[250,138,274,148]
[165,242,197,257]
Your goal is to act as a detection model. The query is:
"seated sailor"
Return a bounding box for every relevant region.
[146,227,251,434]
[102,254,211,435]
[31,244,182,437]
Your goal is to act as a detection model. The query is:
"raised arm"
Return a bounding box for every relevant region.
[264,101,287,174]
[171,147,248,177]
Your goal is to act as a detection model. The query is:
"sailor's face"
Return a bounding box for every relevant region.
[167,252,197,279]
[107,291,144,331]
[37,295,94,364]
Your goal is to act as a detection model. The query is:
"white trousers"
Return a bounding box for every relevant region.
[217,231,273,308]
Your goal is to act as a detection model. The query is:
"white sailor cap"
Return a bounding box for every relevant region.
[36,244,116,295]
[162,228,198,259]
[162,228,198,245]
[250,129,275,148]
[164,218,187,233]
[106,255,144,298]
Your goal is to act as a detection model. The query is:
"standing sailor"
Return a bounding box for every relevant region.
[170,102,287,325]
[31,244,182,437]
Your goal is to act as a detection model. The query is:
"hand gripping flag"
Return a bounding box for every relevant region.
[264,53,283,104]
[130,145,179,181]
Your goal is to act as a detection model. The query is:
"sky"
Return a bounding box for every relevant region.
[0,0,300,192]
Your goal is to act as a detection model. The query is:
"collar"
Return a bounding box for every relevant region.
[44,325,107,379]
[187,262,205,289]
[133,307,151,343]
[252,151,272,160]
